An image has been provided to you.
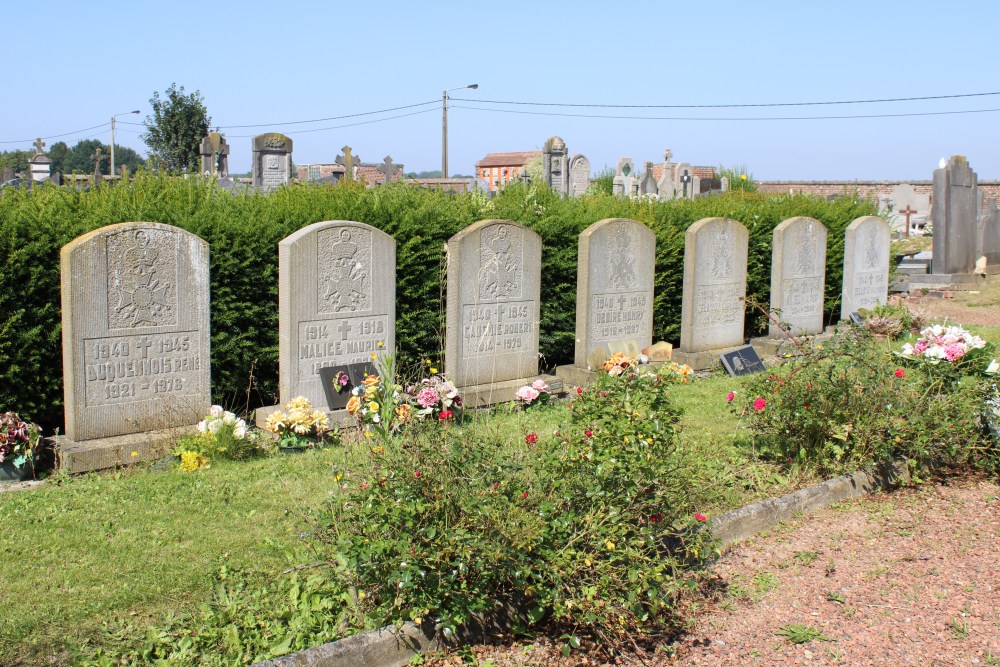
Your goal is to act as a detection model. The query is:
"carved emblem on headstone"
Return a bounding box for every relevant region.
[107,229,176,328]
[263,136,286,149]
[479,224,522,300]
[710,222,734,279]
[795,221,818,275]
[608,221,638,289]
[319,228,372,313]
[864,226,880,269]
[266,156,279,170]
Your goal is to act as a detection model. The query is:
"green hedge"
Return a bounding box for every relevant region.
[0,176,875,431]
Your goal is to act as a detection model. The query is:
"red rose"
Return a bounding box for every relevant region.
[576,386,583,394]
[584,429,593,438]
[414,471,422,478]
[894,368,905,379]
[726,391,735,403]
[753,398,767,411]
[525,432,538,444]
[438,409,453,420]
[694,513,707,522]
[521,491,528,499]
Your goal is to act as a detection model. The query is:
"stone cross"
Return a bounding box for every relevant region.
[680,169,691,197]
[33,137,46,155]
[377,155,395,184]
[663,148,673,163]
[93,147,103,183]
[336,146,358,182]
[898,205,917,238]
[520,168,531,185]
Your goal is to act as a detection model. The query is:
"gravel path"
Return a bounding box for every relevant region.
[425,476,1000,666]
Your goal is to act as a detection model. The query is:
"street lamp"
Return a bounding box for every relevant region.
[442,84,478,179]
[110,110,140,177]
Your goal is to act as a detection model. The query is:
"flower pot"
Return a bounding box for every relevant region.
[0,459,33,482]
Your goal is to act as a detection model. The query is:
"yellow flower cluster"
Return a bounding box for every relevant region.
[265,396,330,435]
[178,450,210,472]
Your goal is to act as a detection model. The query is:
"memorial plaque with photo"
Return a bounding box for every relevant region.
[720,345,765,377]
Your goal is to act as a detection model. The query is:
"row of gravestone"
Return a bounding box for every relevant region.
[55,215,888,468]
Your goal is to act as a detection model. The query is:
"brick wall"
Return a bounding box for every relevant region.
[756,180,1000,210]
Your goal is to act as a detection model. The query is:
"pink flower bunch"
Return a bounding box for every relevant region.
[515,378,551,406]
[407,374,462,419]
[900,324,986,364]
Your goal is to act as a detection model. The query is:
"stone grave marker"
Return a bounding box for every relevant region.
[640,162,658,196]
[574,218,655,370]
[59,222,210,470]
[769,217,827,337]
[840,216,890,320]
[568,154,590,196]
[258,220,395,423]
[251,133,293,191]
[932,156,979,275]
[199,132,230,177]
[336,146,359,182]
[679,218,749,354]
[613,157,634,196]
[445,219,541,397]
[542,136,569,195]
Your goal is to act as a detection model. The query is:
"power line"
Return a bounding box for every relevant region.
[451,104,1000,121]
[214,100,439,129]
[225,108,438,138]
[0,122,110,145]
[450,89,1000,109]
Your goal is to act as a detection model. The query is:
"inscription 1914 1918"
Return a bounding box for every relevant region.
[61,222,211,442]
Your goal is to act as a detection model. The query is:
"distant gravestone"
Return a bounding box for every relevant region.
[199,132,230,177]
[640,162,658,196]
[251,133,293,191]
[29,137,52,182]
[840,216,890,320]
[769,217,827,337]
[542,136,569,195]
[336,146,359,183]
[574,218,656,370]
[613,157,634,196]
[932,156,979,275]
[445,219,541,391]
[679,218,749,353]
[568,154,590,196]
[982,201,1000,264]
[266,221,395,418]
[60,222,211,452]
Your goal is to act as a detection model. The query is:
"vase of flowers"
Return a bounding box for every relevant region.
[0,412,42,482]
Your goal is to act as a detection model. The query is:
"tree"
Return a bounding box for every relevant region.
[142,83,211,173]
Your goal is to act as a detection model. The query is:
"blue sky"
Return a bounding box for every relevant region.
[4,0,999,180]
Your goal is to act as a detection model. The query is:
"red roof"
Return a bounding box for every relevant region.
[475,151,542,168]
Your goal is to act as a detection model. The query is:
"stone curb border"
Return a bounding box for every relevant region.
[252,460,910,667]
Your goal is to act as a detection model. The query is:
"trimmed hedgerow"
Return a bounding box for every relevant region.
[0,175,874,431]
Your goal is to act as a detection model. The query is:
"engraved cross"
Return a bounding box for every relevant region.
[337,320,353,340]
[136,336,153,358]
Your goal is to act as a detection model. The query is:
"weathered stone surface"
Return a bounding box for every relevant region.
[61,222,210,441]
[932,155,979,275]
[445,219,541,388]
[769,217,827,337]
[252,133,293,191]
[568,154,590,196]
[840,216,890,319]
[542,136,568,195]
[613,157,634,196]
[680,218,749,353]
[277,221,395,411]
[574,218,655,369]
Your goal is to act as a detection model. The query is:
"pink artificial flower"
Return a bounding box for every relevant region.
[515,386,540,403]
[726,391,735,403]
[416,386,440,408]
[753,398,767,411]
[531,379,550,393]
[914,340,929,354]
[943,344,965,362]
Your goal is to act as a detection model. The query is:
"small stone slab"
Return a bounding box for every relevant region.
[720,345,765,377]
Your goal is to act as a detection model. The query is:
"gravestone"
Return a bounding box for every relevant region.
[59,222,211,471]
[840,216,890,320]
[93,147,103,184]
[376,155,401,184]
[542,136,569,195]
[445,220,541,400]
[568,154,590,196]
[336,146,359,182]
[981,200,1000,265]
[640,162,658,196]
[769,217,827,337]
[679,218,749,354]
[932,156,979,275]
[199,132,230,177]
[613,157,634,196]
[280,220,396,414]
[574,218,655,369]
[256,221,395,424]
[889,183,929,235]
[251,133,293,191]
[29,137,52,182]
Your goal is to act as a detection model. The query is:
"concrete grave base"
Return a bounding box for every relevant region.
[749,330,835,358]
[254,404,353,431]
[672,344,752,371]
[907,272,986,290]
[457,374,559,409]
[53,425,199,474]
[555,364,597,388]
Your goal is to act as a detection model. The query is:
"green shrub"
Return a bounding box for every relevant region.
[0,175,874,432]
[326,365,715,641]
[734,327,992,475]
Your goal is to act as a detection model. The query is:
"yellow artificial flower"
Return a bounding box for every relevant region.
[311,410,330,432]
[287,396,312,411]
[363,374,381,387]
[265,410,289,433]
[178,450,209,472]
[346,396,361,415]
[367,401,380,413]
[396,403,413,422]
